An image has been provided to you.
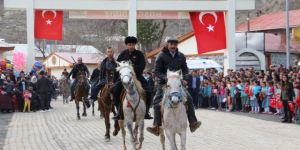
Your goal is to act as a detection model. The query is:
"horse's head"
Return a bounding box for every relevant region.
[116,61,135,88]
[77,72,86,85]
[165,70,184,107]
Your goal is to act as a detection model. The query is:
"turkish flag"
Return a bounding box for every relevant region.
[189,12,226,54]
[35,10,63,40]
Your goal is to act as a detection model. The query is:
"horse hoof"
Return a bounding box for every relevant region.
[82,113,87,117]
[121,146,127,150]
[77,116,80,120]
[104,137,110,142]
[136,144,142,150]
[113,129,120,136]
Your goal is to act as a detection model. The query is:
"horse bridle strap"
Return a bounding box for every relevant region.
[126,94,141,121]
[121,74,132,82]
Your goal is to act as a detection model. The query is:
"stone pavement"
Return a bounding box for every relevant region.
[1,98,300,150]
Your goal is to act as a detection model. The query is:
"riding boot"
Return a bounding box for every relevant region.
[145,91,153,119]
[113,104,124,120]
[146,104,161,136]
[70,87,75,101]
[185,89,202,132]
[70,79,77,101]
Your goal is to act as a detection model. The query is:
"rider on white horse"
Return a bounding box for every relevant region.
[147,38,202,136]
[112,36,153,120]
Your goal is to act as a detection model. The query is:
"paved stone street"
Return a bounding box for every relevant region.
[1,97,300,150]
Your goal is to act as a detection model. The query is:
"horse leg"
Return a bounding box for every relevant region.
[98,99,104,119]
[76,100,80,120]
[133,124,139,145]
[119,120,127,150]
[160,128,166,150]
[180,130,187,150]
[92,100,95,116]
[113,119,120,136]
[137,120,144,150]
[104,110,110,141]
[166,130,177,150]
[126,121,136,150]
[112,101,120,136]
[82,99,87,117]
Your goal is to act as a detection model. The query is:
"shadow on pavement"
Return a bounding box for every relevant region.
[0,113,13,150]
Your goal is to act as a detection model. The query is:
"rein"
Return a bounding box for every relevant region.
[120,67,141,121]
[164,75,185,108]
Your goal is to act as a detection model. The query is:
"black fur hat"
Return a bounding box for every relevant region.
[125,36,138,44]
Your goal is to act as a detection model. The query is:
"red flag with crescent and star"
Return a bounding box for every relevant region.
[34,10,63,40]
[189,12,226,54]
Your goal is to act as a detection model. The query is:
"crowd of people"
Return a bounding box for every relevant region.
[186,65,300,124]
[1,61,300,124]
[0,69,59,113]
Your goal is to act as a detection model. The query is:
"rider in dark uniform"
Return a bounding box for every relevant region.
[90,64,101,101]
[67,57,90,101]
[146,38,202,136]
[90,47,118,101]
[112,36,153,120]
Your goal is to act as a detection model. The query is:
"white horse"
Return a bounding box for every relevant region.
[116,61,146,150]
[160,70,188,150]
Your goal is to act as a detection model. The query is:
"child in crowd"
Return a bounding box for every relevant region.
[23,86,32,112]
[236,80,243,111]
[242,80,250,112]
[251,80,261,113]
[294,85,300,123]
[264,81,274,114]
[229,81,236,111]
[261,82,268,113]
[225,81,231,111]
[274,83,283,115]
[218,81,226,111]
[210,82,218,109]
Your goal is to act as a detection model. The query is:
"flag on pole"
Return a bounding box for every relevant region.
[189,12,227,54]
[34,10,63,40]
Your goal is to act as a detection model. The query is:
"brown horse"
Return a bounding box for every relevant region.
[74,72,89,120]
[97,76,120,141]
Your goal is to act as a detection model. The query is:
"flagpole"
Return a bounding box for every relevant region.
[285,0,290,68]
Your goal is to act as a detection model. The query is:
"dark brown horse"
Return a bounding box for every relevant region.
[74,72,89,120]
[98,76,120,141]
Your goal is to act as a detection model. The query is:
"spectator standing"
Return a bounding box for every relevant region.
[36,71,51,112]
[188,71,200,109]
[281,74,294,123]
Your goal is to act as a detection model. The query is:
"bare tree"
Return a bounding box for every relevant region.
[35,39,47,60]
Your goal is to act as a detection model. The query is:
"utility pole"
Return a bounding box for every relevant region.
[285,0,290,67]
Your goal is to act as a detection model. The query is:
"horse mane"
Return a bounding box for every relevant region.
[117,62,146,100]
